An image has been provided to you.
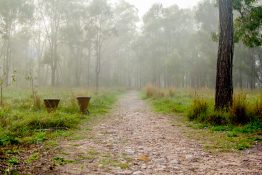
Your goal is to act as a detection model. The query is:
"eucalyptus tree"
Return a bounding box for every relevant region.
[61,0,87,86]
[110,0,139,87]
[0,0,33,86]
[39,0,67,86]
[233,0,262,88]
[88,0,114,93]
[215,0,234,110]
[233,0,262,47]
[194,0,218,88]
[136,4,196,88]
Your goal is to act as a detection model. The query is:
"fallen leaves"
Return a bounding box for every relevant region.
[137,155,151,162]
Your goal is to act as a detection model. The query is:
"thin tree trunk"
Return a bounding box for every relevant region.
[95,43,101,94]
[215,0,234,110]
[87,44,91,87]
[250,54,256,89]
[51,65,56,87]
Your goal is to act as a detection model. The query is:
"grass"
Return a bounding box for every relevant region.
[143,86,262,152]
[0,87,121,174]
[0,88,120,146]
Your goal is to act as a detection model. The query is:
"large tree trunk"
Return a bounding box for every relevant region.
[215,0,234,110]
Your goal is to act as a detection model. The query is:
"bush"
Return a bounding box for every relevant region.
[145,84,155,98]
[168,88,175,97]
[0,134,19,146]
[230,93,250,124]
[188,97,208,121]
[254,93,262,119]
[207,111,230,125]
[33,93,42,110]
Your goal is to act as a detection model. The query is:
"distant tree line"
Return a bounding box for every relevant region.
[0,0,261,91]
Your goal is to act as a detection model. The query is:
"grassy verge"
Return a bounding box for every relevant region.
[143,85,262,152]
[0,88,121,174]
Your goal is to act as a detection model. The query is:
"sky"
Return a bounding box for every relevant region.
[111,0,203,17]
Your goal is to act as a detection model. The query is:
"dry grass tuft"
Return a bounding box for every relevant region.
[230,93,249,124]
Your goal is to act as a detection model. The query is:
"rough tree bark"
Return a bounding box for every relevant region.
[215,0,234,110]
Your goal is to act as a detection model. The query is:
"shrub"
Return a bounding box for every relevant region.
[144,85,163,98]
[155,90,165,98]
[0,134,19,146]
[33,93,42,110]
[168,88,175,97]
[207,111,230,125]
[230,93,250,124]
[188,97,208,121]
[145,84,155,98]
[254,93,262,119]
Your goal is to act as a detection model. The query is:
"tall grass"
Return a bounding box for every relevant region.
[187,92,261,125]
[188,96,208,121]
[144,84,176,99]
[230,93,250,124]
[254,93,262,119]
[144,85,261,126]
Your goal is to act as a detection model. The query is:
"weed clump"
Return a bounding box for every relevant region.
[230,93,250,124]
[254,93,262,119]
[145,84,155,98]
[206,111,230,125]
[187,93,260,125]
[33,93,42,110]
[168,88,176,97]
[188,96,208,121]
[144,85,176,98]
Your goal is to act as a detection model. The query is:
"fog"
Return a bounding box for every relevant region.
[0,0,261,92]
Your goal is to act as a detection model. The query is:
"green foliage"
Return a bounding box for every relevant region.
[53,156,74,165]
[26,152,40,164]
[0,134,19,146]
[7,157,19,165]
[233,0,262,47]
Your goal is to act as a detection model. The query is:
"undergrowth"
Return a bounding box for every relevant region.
[143,85,262,151]
[0,88,120,146]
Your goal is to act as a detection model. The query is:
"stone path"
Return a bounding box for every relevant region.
[55,92,262,175]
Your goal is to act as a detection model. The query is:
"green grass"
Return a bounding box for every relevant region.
[0,88,121,146]
[143,88,262,152]
[151,96,192,114]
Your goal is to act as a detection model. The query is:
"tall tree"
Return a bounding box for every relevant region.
[215,0,234,110]
[88,0,113,93]
[233,0,262,47]
[0,0,33,86]
[40,0,65,86]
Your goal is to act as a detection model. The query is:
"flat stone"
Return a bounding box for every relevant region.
[132,171,144,175]
[155,158,166,164]
[116,170,133,175]
[141,164,147,169]
[185,155,198,162]
[156,165,166,171]
[170,159,180,165]
[126,149,135,155]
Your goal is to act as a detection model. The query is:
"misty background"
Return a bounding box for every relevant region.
[0,0,261,91]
